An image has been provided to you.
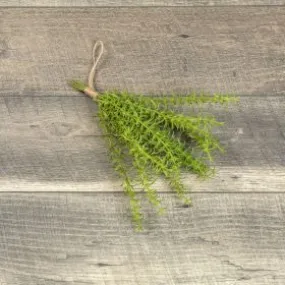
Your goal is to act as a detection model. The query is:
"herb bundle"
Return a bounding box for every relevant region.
[70,41,238,231]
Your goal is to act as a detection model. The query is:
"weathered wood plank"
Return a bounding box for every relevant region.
[1,95,285,192]
[0,192,284,284]
[1,7,285,96]
[0,0,285,6]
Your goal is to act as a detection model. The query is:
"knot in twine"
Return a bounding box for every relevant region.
[84,40,104,99]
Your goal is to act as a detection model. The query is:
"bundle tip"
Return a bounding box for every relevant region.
[69,80,87,92]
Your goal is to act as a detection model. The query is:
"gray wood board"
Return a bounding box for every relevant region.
[1,95,285,192]
[1,7,285,96]
[1,0,285,6]
[0,192,284,284]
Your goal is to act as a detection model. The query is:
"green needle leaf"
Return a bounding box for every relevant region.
[72,85,238,231]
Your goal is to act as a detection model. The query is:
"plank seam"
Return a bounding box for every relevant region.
[0,191,284,194]
[2,94,285,98]
[0,5,285,8]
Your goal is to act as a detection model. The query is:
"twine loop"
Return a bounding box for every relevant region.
[88,40,104,91]
[84,40,104,99]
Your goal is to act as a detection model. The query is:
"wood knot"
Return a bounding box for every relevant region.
[0,39,9,58]
[49,122,76,137]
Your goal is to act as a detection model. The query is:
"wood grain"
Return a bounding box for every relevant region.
[1,7,285,96]
[0,95,285,192]
[0,0,285,6]
[0,192,284,284]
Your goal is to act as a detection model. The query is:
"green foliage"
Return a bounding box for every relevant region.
[70,80,86,92]
[71,81,238,231]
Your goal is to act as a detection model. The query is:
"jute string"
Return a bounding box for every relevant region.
[84,40,104,99]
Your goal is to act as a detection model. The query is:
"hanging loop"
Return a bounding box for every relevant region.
[88,40,104,91]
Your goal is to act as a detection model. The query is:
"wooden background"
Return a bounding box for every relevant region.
[1,1,285,284]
